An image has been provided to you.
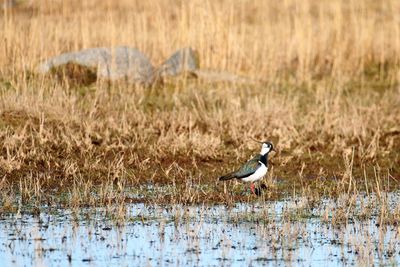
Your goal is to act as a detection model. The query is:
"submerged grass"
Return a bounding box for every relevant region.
[0,0,399,218]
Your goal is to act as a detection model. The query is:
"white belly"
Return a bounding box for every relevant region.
[241,163,268,183]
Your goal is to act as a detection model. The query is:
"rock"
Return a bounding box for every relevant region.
[37,46,258,86]
[153,47,199,79]
[38,47,155,85]
[38,47,199,85]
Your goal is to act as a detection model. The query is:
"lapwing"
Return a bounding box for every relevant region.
[219,140,275,195]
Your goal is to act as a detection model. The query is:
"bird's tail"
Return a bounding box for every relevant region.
[219,172,236,181]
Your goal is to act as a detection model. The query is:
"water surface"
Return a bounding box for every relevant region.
[1,195,400,266]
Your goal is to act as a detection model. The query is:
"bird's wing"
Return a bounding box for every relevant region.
[234,156,261,179]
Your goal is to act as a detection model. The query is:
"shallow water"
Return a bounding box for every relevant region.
[1,195,400,266]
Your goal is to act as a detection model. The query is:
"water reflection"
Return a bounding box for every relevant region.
[0,196,400,266]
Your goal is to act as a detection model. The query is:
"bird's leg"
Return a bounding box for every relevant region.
[250,183,255,194]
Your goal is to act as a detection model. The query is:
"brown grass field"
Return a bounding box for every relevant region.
[0,0,399,211]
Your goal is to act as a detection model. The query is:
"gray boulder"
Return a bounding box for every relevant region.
[38,46,258,85]
[38,47,155,85]
[154,47,199,79]
[38,47,199,85]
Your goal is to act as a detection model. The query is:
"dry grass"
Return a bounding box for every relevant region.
[0,0,399,210]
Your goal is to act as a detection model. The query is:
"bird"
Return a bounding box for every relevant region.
[219,140,275,195]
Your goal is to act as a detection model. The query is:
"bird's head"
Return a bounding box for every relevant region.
[260,141,275,155]
[251,138,275,155]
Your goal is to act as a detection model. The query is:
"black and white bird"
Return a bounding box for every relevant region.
[219,141,275,195]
